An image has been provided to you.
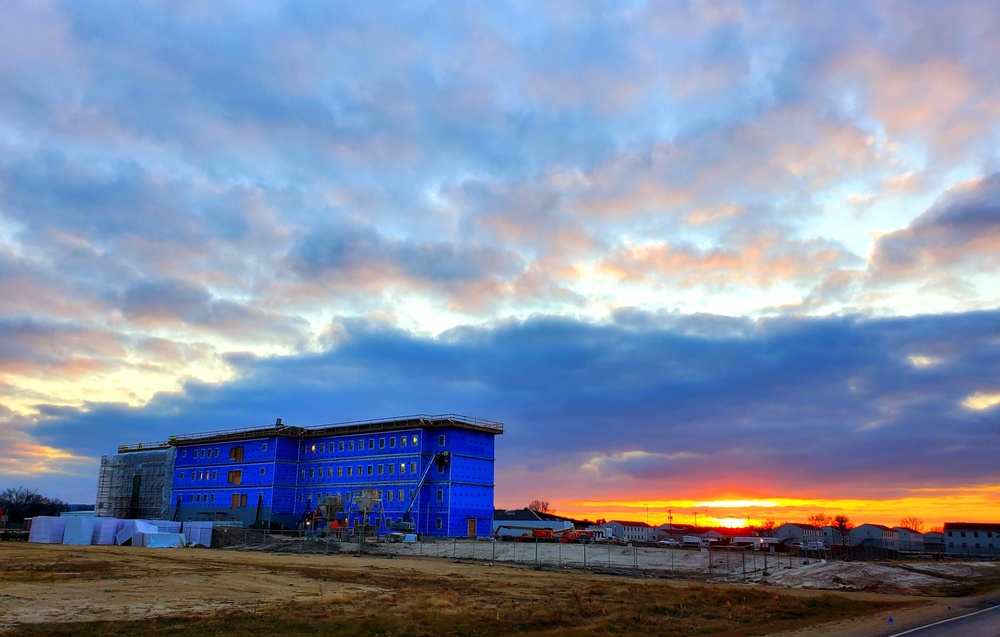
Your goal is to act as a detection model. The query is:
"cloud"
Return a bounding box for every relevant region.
[13,309,998,503]
[869,174,1000,283]
[598,228,861,290]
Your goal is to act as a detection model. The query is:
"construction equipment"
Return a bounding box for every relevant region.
[388,451,450,532]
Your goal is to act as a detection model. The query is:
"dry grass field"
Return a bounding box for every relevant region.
[2,543,994,636]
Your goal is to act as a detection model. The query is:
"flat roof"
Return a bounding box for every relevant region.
[117,413,503,453]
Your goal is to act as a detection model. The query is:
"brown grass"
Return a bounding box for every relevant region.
[4,561,909,637]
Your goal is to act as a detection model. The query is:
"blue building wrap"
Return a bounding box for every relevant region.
[131,414,501,537]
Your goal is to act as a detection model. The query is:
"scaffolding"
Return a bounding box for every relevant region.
[95,448,176,519]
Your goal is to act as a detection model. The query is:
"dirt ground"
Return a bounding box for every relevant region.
[0,542,996,636]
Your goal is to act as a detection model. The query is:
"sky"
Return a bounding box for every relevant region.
[1,0,998,530]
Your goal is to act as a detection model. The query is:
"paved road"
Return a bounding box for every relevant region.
[889,604,1000,636]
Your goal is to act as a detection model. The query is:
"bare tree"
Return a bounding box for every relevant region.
[807,512,832,528]
[759,519,777,534]
[527,500,552,513]
[898,516,925,533]
[832,514,854,546]
[0,487,69,524]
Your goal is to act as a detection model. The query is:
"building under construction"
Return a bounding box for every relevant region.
[96,414,502,537]
[95,448,176,520]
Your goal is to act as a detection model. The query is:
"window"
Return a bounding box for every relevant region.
[262,443,268,451]
[181,450,186,457]
[378,464,384,475]
[228,470,242,485]
[298,494,303,502]
[367,465,373,476]
[240,494,248,507]
[230,446,244,461]
[345,492,352,500]
[379,438,385,449]
[368,439,374,450]
[398,489,405,501]
[234,494,241,507]
[400,436,407,448]
[310,444,316,453]
[412,435,418,446]
[400,463,406,474]
[437,489,443,501]
[327,467,333,477]
[337,467,343,477]
[347,466,353,476]
[300,469,305,478]
[179,472,185,479]
[338,441,344,452]
[212,470,217,479]
[260,468,266,475]
[390,437,396,448]
[387,491,393,501]
[214,448,219,457]
[388,464,394,475]
[196,494,201,503]
[349,441,355,451]
[320,443,326,453]
[439,435,445,446]
[961,532,966,537]
[410,462,417,473]
[436,518,443,530]
[309,468,314,478]
[356,465,362,476]
[211,493,215,502]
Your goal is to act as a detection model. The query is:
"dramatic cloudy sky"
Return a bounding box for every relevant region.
[2,1,998,527]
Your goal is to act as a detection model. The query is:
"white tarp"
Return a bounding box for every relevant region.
[182,521,213,547]
[91,518,121,545]
[62,516,95,545]
[28,516,66,544]
[116,519,158,545]
[139,532,184,548]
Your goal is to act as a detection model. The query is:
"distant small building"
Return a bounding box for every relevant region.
[851,524,899,550]
[606,520,653,542]
[922,531,945,553]
[492,508,575,538]
[774,523,822,545]
[893,527,924,551]
[944,522,1000,555]
[653,523,697,541]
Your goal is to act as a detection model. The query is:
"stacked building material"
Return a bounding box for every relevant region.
[62,517,95,545]
[182,521,213,547]
[91,518,122,545]
[150,520,181,533]
[27,517,67,543]
[115,519,158,545]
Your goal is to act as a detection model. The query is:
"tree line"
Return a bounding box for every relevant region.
[0,487,69,524]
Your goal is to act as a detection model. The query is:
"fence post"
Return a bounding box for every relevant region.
[534,537,538,563]
[583,542,587,567]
